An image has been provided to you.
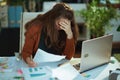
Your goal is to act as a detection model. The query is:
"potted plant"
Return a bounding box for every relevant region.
[79,0,119,38]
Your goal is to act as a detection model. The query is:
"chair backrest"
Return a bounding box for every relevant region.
[19,12,44,53]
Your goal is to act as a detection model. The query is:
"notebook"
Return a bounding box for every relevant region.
[74,34,113,73]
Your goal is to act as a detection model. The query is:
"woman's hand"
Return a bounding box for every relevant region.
[26,57,37,67]
[59,19,73,39]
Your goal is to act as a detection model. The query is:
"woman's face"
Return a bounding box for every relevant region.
[55,17,70,30]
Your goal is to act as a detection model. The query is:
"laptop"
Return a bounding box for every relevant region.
[74,34,113,73]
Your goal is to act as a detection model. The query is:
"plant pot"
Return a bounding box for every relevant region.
[90,28,105,39]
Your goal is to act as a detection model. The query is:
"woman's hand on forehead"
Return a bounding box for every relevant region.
[59,18,70,24]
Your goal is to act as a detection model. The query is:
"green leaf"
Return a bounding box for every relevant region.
[117,25,120,32]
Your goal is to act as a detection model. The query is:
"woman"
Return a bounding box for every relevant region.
[21,2,78,67]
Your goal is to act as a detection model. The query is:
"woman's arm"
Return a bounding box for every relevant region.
[59,19,75,59]
[21,25,40,67]
[63,38,75,59]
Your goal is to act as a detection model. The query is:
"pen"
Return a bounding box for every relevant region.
[58,62,68,67]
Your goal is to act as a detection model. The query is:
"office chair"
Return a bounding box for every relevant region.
[19,12,44,53]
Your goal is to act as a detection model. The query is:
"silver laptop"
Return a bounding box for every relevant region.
[74,34,113,73]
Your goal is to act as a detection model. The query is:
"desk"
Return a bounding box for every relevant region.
[0,56,120,80]
[94,57,120,80]
[0,57,26,80]
[70,57,120,80]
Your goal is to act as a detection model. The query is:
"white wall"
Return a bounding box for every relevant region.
[106,18,120,42]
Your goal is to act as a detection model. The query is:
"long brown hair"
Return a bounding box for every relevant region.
[25,2,78,54]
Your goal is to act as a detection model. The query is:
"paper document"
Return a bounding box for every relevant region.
[52,63,80,80]
[21,66,52,80]
[33,49,66,63]
[38,59,69,69]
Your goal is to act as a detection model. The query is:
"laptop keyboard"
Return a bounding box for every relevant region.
[73,63,80,71]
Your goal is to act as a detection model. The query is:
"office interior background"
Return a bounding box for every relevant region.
[0,0,120,57]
